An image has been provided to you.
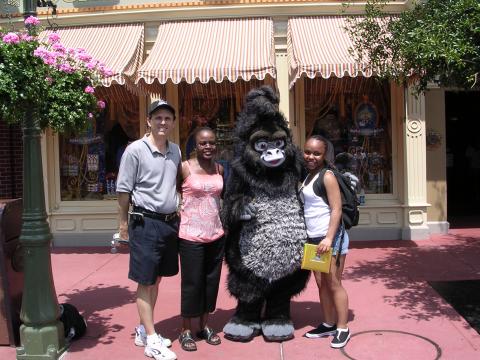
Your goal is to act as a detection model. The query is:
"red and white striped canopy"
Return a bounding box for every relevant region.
[136,17,276,87]
[43,23,144,88]
[287,16,373,87]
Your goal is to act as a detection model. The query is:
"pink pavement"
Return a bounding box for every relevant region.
[1,228,480,359]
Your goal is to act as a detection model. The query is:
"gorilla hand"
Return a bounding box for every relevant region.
[239,203,257,221]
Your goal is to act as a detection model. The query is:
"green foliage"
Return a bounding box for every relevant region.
[0,18,106,132]
[344,0,480,93]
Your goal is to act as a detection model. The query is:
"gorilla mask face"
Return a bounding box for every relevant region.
[248,125,287,168]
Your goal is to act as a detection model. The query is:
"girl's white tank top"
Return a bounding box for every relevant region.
[301,171,332,238]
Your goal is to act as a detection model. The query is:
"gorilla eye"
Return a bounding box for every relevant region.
[274,139,285,148]
[254,140,268,152]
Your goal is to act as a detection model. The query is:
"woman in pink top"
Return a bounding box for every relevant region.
[178,127,224,352]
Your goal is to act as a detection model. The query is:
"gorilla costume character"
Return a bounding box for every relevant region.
[222,86,309,342]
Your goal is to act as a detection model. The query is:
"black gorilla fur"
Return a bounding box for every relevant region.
[222,86,309,342]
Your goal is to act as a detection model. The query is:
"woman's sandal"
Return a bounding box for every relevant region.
[197,327,221,345]
[179,331,197,351]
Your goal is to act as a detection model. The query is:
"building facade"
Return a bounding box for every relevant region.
[0,0,449,245]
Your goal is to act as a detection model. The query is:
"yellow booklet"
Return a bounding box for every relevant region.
[301,243,332,273]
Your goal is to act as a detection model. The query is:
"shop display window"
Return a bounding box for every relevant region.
[178,77,275,179]
[59,86,140,201]
[304,77,392,195]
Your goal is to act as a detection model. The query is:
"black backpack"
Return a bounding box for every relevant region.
[312,167,360,230]
[59,303,87,341]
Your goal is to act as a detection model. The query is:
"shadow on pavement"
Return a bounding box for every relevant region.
[58,284,135,351]
[344,232,480,326]
[429,280,480,335]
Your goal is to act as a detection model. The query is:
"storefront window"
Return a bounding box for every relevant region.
[59,85,140,201]
[304,77,392,194]
[178,77,275,178]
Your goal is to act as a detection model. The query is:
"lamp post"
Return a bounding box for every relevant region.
[15,1,67,359]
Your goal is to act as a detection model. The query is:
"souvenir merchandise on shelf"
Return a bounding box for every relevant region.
[60,115,106,201]
[57,87,140,201]
[305,77,392,196]
[104,172,117,200]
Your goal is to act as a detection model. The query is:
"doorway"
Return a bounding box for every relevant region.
[445,91,480,228]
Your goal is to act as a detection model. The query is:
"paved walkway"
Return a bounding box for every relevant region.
[1,228,480,359]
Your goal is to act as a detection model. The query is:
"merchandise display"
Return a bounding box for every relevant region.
[305,77,392,196]
[59,92,139,201]
[60,124,105,201]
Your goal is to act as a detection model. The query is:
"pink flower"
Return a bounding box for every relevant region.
[85,61,98,70]
[53,52,66,60]
[45,77,53,84]
[52,43,66,53]
[47,32,61,44]
[33,47,48,57]
[2,33,20,44]
[20,34,35,42]
[88,113,94,119]
[76,52,92,62]
[24,16,40,26]
[97,100,106,109]
[98,64,114,77]
[59,63,74,73]
[84,86,95,94]
[43,56,56,65]
[34,49,58,65]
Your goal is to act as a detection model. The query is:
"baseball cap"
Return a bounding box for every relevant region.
[148,100,176,117]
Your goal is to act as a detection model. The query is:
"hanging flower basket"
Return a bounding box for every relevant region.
[0,16,112,133]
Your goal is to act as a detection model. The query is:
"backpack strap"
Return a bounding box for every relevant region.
[312,167,331,204]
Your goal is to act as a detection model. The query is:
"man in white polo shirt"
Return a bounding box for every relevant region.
[117,100,181,360]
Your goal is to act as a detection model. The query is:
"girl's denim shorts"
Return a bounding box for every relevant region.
[307,226,349,256]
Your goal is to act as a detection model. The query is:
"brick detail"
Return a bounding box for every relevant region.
[0,121,23,199]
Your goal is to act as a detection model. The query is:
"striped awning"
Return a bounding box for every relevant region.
[136,17,276,87]
[43,23,144,88]
[288,16,373,87]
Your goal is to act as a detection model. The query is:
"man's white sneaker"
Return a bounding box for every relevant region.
[135,326,147,347]
[135,326,172,348]
[156,334,172,348]
[144,339,177,360]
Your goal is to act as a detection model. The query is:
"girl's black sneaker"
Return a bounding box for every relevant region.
[330,328,351,348]
[304,323,337,338]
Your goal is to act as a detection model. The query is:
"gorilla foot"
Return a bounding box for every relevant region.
[261,319,295,342]
[223,318,261,342]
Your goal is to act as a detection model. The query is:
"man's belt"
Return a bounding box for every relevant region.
[132,206,177,222]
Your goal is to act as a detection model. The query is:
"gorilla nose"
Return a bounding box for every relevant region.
[267,149,279,155]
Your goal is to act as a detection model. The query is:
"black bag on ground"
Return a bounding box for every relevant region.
[313,167,360,229]
[59,303,87,341]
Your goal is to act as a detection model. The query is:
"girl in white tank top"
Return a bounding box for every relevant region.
[302,170,334,238]
[301,135,351,349]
